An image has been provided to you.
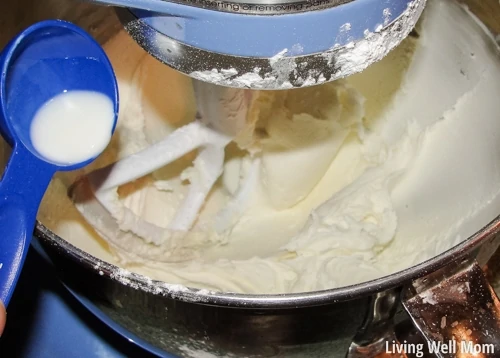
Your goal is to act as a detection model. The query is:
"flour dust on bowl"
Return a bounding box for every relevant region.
[87,0,426,89]
[12,0,500,356]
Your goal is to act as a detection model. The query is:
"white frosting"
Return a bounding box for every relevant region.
[31,0,500,294]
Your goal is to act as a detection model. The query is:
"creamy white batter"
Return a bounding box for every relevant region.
[28,0,500,294]
[30,90,115,165]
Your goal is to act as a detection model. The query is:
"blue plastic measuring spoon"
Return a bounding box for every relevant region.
[0,20,119,306]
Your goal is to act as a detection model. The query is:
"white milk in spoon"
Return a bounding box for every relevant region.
[30,90,115,165]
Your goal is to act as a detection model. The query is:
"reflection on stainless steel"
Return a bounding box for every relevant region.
[347,290,401,357]
[1,0,500,356]
[403,258,500,358]
[116,2,425,89]
[36,223,374,357]
[32,211,500,356]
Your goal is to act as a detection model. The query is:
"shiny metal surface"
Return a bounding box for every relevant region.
[85,0,424,88]
[33,218,500,357]
[2,0,500,356]
[117,1,424,90]
[403,259,500,358]
[347,290,401,357]
[33,218,500,310]
[111,0,425,88]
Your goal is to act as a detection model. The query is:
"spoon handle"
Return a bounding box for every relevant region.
[0,145,54,306]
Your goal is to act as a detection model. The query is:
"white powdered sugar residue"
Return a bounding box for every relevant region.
[321,0,426,83]
[421,290,437,305]
[269,48,288,66]
[107,265,215,302]
[383,8,392,25]
[340,23,352,32]
[189,0,425,89]
[290,43,304,55]
[110,267,139,289]
[179,345,243,358]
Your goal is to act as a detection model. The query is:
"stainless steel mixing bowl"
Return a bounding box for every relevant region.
[3,0,500,357]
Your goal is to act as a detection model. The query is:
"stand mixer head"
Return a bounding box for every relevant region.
[85,0,426,89]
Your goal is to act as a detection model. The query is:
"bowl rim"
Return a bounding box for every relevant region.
[34,213,500,309]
